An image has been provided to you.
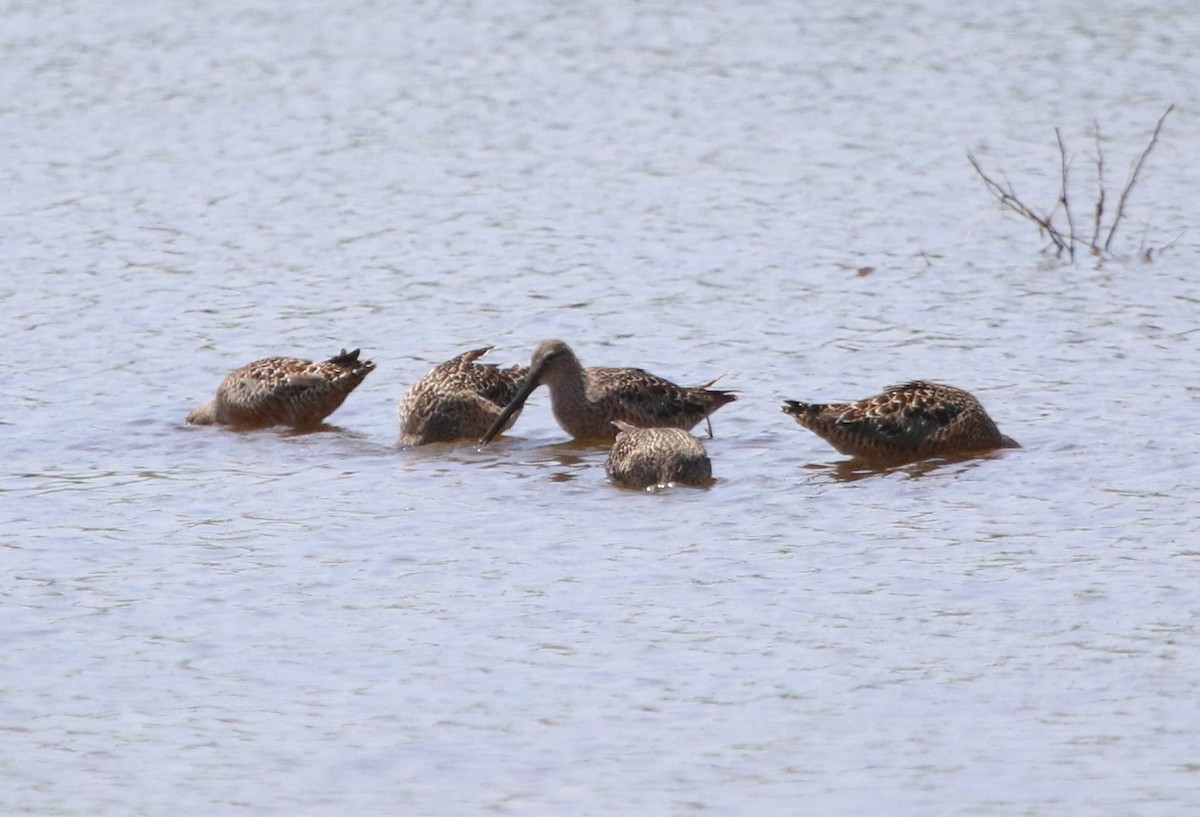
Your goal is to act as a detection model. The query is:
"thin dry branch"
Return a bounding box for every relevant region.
[1056,127,1077,260]
[968,151,1070,255]
[1158,229,1185,255]
[972,105,1174,261]
[1090,120,1106,254]
[1103,104,1175,252]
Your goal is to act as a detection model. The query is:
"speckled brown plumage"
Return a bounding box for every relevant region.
[397,347,528,446]
[480,339,737,443]
[782,381,1018,461]
[187,348,375,430]
[605,421,713,489]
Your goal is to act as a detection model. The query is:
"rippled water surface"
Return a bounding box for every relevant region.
[4,1,1200,814]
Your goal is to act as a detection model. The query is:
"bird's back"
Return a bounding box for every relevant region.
[201,349,374,429]
[580,367,736,437]
[783,381,1015,460]
[398,347,527,445]
[606,424,713,488]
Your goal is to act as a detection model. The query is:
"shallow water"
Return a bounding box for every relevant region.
[4,0,1200,814]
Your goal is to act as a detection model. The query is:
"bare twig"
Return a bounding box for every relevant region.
[1090,120,1106,254]
[968,151,1070,255]
[1140,224,1187,263]
[1056,127,1077,260]
[972,106,1175,261]
[1137,216,1153,260]
[1104,104,1175,252]
[1157,229,1185,255]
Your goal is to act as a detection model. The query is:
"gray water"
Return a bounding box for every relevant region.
[4,1,1200,814]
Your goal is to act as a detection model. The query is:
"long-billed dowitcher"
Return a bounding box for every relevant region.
[398,346,528,446]
[187,348,375,430]
[480,339,737,443]
[605,421,713,489]
[782,380,1018,461]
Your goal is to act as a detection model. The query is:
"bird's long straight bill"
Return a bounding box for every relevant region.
[479,372,540,443]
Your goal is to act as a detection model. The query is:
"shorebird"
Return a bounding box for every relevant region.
[398,346,528,446]
[187,348,375,430]
[782,381,1018,462]
[480,339,737,443]
[605,421,713,489]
